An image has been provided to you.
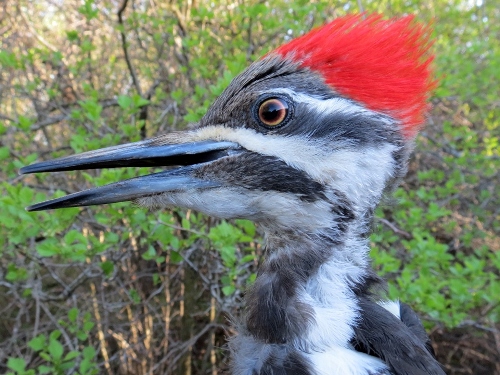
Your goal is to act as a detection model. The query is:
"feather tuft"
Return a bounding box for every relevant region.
[274,14,436,137]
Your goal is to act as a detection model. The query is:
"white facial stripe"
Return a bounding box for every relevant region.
[191,126,398,207]
[261,88,393,124]
[193,126,328,179]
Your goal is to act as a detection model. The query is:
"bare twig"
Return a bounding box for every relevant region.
[0,113,16,122]
[457,320,500,334]
[29,99,118,130]
[420,131,463,158]
[90,281,113,375]
[39,301,75,351]
[117,0,142,96]
[376,217,412,239]
[17,4,58,53]
[153,323,225,374]
[357,0,365,13]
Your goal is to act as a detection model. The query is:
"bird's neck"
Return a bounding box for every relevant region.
[245,225,372,349]
[229,203,391,374]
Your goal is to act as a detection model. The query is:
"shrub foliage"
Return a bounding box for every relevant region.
[0,1,499,374]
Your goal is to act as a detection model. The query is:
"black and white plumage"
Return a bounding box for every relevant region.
[21,14,445,375]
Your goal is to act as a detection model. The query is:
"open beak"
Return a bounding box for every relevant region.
[20,138,241,211]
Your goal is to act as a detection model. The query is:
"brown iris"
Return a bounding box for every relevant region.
[258,98,289,127]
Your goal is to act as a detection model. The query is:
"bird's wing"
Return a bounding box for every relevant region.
[399,302,437,358]
[351,298,446,375]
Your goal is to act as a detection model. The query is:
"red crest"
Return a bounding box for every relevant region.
[274,14,436,137]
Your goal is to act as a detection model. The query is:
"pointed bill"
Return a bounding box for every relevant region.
[21,140,241,211]
[20,140,239,174]
[25,166,219,211]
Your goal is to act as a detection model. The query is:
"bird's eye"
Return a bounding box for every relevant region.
[257,98,289,127]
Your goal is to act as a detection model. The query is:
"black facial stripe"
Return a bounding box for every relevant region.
[284,102,403,147]
[194,153,326,202]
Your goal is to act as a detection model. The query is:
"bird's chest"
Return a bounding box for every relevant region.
[285,262,392,375]
[292,291,390,375]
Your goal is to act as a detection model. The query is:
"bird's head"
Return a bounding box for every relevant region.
[22,14,435,237]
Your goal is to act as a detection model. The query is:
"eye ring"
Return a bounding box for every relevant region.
[253,95,293,129]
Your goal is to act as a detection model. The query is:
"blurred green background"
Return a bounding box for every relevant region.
[0,1,499,374]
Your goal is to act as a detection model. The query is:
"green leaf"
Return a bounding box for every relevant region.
[240,254,255,263]
[100,260,114,276]
[79,99,102,122]
[77,332,88,341]
[79,359,92,374]
[19,187,34,205]
[170,250,182,263]
[222,285,235,296]
[7,357,26,372]
[0,50,19,68]
[129,289,141,304]
[219,245,236,267]
[6,264,28,282]
[141,245,156,260]
[82,346,96,359]
[60,360,76,370]
[36,239,59,257]
[83,321,95,331]
[66,30,79,41]
[28,334,46,351]
[17,116,32,130]
[78,0,99,20]
[48,338,64,360]
[38,365,52,374]
[117,95,133,109]
[132,94,149,108]
[68,307,78,323]
[64,351,80,361]
[0,147,9,161]
[39,352,51,362]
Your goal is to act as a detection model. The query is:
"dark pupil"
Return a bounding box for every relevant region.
[260,99,287,124]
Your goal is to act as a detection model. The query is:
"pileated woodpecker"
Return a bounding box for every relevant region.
[21,14,444,375]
